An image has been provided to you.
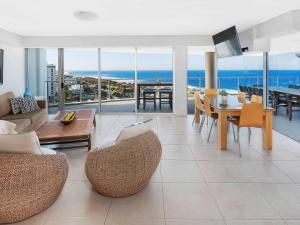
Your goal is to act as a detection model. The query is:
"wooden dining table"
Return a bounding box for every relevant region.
[197,95,274,151]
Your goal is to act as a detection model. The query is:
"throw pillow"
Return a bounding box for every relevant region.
[0,120,17,134]
[116,119,154,142]
[20,96,40,114]
[0,131,42,155]
[9,96,23,114]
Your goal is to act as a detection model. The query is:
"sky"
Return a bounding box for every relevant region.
[47,49,300,71]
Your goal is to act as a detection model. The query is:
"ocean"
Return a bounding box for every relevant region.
[68,70,300,90]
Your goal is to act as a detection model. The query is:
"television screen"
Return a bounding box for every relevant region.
[212,26,243,58]
[0,49,3,85]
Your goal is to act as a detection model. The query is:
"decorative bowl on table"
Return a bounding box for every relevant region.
[60,111,77,125]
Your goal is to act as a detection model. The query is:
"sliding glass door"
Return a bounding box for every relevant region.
[268,52,300,142]
[26,48,59,114]
[136,48,173,113]
[100,48,135,112]
[27,47,175,114]
[187,47,205,114]
[63,49,99,111]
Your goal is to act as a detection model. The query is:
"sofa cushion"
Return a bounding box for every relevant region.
[116,119,154,142]
[0,92,14,117]
[9,96,23,114]
[0,120,17,134]
[20,96,40,114]
[0,131,42,155]
[9,119,31,133]
[1,108,47,124]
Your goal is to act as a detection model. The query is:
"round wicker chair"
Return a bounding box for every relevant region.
[85,131,162,197]
[0,153,69,224]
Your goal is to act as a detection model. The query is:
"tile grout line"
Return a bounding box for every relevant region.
[157,117,167,225]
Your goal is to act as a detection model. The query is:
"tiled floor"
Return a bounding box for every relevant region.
[12,114,300,225]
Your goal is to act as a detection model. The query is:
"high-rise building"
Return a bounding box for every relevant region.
[47,64,57,97]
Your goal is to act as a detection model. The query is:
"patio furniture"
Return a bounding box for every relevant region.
[239,85,248,94]
[230,103,264,157]
[137,83,173,109]
[143,88,157,110]
[0,153,68,224]
[288,84,300,89]
[252,87,260,96]
[37,109,96,150]
[246,86,253,97]
[85,130,162,197]
[158,88,172,110]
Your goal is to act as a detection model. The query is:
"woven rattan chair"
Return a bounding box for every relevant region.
[85,130,162,198]
[0,153,68,224]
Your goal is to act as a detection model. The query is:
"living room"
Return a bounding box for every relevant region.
[1,1,300,225]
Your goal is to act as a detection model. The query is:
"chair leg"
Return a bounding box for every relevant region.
[232,123,237,142]
[192,116,195,126]
[199,115,206,133]
[207,119,214,142]
[248,127,251,144]
[237,127,241,157]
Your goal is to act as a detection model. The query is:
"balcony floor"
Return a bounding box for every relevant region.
[16,114,300,225]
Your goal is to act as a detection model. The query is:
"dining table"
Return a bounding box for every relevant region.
[198,94,274,151]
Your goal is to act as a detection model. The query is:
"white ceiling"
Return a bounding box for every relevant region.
[0,0,299,36]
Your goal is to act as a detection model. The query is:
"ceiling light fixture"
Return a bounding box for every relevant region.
[74,11,98,21]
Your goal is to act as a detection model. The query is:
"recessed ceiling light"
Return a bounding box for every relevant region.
[74,11,98,21]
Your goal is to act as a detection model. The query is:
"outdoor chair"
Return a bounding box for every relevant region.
[143,88,157,110]
[158,88,172,110]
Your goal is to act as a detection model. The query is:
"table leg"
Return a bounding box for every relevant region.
[137,85,140,109]
[88,135,91,151]
[263,111,273,150]
[217,111,228,150]
[93,116,96,127]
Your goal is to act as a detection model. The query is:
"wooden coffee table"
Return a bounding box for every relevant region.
[37,109,96,151]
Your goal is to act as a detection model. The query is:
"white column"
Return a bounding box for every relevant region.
[173,46,187,116]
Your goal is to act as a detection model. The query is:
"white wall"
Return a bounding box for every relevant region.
[0,43,25,96]
[0,28,25,96]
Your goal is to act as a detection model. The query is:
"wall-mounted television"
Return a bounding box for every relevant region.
[212,26,243,58]
[0,49,3,85]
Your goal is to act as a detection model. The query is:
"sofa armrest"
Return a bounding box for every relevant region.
[37,99,48,110]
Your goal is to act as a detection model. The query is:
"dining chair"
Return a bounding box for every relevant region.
[203,96,218,142]
[205,88,218,98]
[230,103,264,156]
[251,95,263,104]
[192,91,204,126]
[237,91,247,104]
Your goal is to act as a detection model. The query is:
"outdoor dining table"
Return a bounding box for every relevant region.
[198,94,274,151]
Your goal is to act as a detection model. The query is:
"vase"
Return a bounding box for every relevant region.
[23,88,31,97]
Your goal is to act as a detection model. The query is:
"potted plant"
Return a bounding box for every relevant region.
[219,89,228,105]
